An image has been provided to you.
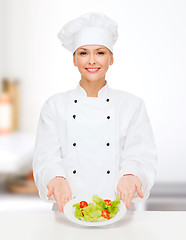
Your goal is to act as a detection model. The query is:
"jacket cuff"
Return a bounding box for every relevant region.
[43,167,66,187]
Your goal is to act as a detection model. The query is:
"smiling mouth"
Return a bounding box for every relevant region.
[85,68,100,73]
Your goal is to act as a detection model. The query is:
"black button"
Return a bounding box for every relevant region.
[106,99,110,102]
[74,100,77,103]
[107,116,110,119]
[107,170,110,174]
[73,115,76,119]
[106,143,110,146]
[73,143,76,146]
[73,170,76,174]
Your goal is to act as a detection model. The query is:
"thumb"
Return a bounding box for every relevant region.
[47,187,54,198]
[136,184,144,198]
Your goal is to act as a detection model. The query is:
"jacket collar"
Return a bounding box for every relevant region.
[75,80,109,99]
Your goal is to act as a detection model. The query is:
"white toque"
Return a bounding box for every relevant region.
[58,12,118,53]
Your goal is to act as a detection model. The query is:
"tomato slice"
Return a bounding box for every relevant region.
[101,209,110,220]
[81,209,84,216]
[80,201,88,208]
[104,199,111,206]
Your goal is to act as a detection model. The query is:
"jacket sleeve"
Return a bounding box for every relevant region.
[115,99,157,202]
[33,98,66,202]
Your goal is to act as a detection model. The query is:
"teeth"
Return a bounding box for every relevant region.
[86,68,99,72]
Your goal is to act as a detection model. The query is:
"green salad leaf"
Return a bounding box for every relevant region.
[73,195,121,222]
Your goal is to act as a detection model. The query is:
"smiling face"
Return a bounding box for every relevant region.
[73,45,114,83]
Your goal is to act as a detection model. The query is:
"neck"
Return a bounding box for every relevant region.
[80,79,106,97]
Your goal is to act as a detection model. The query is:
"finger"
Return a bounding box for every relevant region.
[69,195,72,200]
[68,192,72,201]
[57,198,63,212]
[47,188,54,198]
[120,192,125,203]
[121,193,128,208]
[61,198,69,213]
[53,192,63,212]
[126,190,135,209]
[117,191,122,200]
[66,195,72,202]
[136,184,144,198]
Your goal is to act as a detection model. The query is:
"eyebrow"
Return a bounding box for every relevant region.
[78,47,105,51]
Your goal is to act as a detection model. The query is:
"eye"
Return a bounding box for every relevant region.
[98,52,104,55]
[80,52,87,55]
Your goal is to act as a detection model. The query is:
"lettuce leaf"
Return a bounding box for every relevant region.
[107,195,120,218]
[92,195,106,210]
[73,195,121,222]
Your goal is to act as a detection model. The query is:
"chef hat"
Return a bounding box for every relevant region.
[58,12,118,53]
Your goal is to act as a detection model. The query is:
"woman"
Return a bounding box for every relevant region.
[33,12,157,212]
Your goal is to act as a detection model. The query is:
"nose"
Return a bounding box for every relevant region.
[88,53,96,64]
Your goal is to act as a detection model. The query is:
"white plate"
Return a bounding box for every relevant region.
[63,196,126,226]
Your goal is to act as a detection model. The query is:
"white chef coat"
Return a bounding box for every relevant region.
[33,80,157,206]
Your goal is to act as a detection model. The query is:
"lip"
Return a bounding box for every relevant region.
[85,68,100,73]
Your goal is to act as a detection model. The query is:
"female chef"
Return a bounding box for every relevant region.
[33,12,157,212]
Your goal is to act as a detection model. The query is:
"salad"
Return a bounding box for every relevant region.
[73,195,121,222]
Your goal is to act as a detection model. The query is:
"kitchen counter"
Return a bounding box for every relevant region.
[0,211,185,240]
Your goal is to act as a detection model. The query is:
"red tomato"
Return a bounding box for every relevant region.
[81,210,84,216]
[104,199,111,206]
[101,209,110,220]
[80,201,88,208]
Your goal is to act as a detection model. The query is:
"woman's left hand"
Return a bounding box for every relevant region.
[117,174,144,209]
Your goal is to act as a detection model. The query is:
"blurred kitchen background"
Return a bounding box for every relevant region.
[0,0,186,211]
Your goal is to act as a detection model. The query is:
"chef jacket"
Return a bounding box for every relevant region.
[33,80,157,204]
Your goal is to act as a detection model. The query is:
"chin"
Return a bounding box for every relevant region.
[83,75,105,82]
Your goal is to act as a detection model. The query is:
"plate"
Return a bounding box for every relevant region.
[63,196,126,226]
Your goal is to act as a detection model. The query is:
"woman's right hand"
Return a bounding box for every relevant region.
[47,177,72,212]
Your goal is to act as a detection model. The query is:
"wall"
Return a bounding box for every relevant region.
[0,0,3,81]
[2,0,186,183]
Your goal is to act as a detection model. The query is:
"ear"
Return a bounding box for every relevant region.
[73,53,77,67]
